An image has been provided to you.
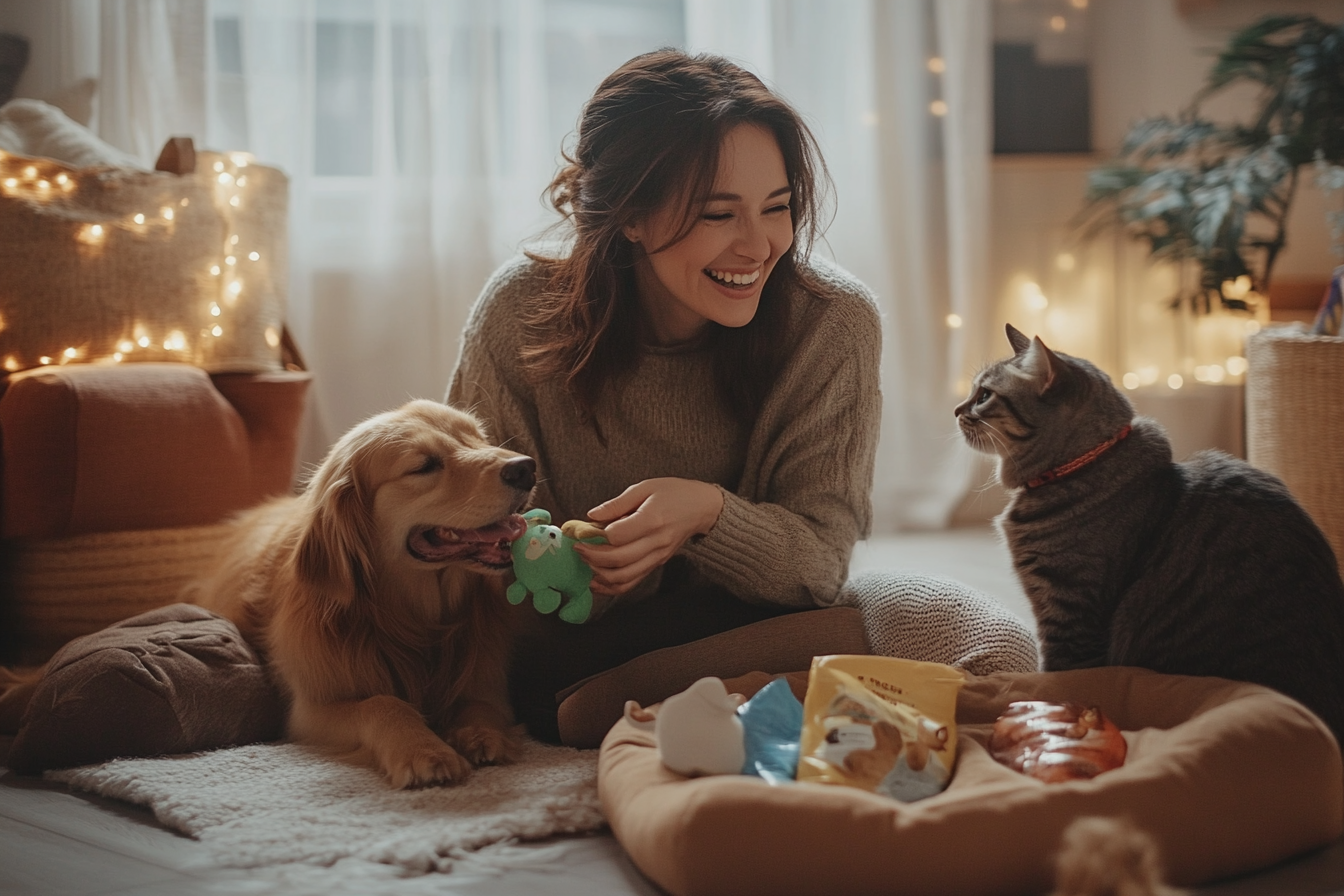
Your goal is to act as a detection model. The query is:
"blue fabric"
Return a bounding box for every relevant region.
[738,677,804,784]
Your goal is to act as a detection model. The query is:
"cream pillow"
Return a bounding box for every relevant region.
[0,98,145,169]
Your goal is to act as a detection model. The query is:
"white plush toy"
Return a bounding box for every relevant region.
[624,677,746,777]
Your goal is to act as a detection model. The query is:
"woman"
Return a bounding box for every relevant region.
[449,49,1036,742]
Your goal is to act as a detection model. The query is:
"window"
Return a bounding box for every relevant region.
[993,0,1092,154]
[209,0,685,179]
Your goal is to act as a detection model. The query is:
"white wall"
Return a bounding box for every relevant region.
[0,0,98,103]
[1090,0,1344,281]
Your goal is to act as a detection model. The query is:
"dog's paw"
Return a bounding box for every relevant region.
[448,725,520,767]
[382,739,472,788]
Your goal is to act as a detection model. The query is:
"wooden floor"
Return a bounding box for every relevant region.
[2,528,1342,895]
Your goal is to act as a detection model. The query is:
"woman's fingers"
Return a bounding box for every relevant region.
[579,533,678,595]
[579,537,669,573]
[587,481,654,524]
[577,478,725,596]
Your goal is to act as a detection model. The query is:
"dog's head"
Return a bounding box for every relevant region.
[297,400,535,597]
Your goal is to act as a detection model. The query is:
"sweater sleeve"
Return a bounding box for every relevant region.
[682,283,883,609]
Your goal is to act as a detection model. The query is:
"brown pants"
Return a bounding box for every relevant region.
[508,558,789,743]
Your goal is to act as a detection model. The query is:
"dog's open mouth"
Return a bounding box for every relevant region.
[406,514,527,568]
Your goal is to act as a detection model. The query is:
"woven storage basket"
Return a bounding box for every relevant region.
[0,148,287,374]
[2,523,232,665]
[1246,328,1344,571]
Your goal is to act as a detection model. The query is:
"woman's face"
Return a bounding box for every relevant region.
[624,123,794,345]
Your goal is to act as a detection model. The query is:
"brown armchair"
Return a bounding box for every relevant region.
[0,361,309,664]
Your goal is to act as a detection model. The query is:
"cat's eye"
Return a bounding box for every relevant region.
[974,387,993,406]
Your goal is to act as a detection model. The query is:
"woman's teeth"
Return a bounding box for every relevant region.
[706,268,760,287]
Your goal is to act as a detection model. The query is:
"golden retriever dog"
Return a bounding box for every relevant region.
[187,399,535,788]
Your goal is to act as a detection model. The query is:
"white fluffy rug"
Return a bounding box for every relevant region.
[46,739,605,874]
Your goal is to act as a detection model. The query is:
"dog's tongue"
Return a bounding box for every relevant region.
[408,514,528,563]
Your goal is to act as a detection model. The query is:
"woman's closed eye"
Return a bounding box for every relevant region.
[701,202,790,223]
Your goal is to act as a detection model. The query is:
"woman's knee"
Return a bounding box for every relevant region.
[839,571,1038,674]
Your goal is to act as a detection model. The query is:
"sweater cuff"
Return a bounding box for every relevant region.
[686,486,816,609]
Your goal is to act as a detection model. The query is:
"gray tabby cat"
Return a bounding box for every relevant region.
[956,324,1344,744]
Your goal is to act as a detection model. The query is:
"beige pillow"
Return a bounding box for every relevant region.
[40,78,98,129]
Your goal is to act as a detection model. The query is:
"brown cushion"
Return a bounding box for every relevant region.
[556,607,869,748]
[7,603,284,774]
[0,363,310,537]
[600,666,1343,896]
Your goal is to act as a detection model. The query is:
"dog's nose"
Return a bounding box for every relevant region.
[501,456,537,491]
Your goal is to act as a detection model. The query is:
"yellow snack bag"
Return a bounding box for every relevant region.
[797,655,965,802]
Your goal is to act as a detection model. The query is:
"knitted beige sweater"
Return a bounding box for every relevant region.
[447,254,882,609]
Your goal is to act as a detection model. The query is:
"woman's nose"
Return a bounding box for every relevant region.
[733,216,771,260]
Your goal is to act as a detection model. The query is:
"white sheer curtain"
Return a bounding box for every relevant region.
[31,0,991,532]
[686,0,991,528]
[200,0,690,465]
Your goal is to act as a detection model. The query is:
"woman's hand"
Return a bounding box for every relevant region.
[575,478,724,596]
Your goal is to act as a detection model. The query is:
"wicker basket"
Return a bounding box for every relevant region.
[0,147,287,375]
[1245,328,1344,571]
[1,523,232,665]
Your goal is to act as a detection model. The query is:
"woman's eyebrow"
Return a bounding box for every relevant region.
[704,185,792,202]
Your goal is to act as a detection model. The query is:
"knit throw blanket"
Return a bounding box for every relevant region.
[45,740,605,874]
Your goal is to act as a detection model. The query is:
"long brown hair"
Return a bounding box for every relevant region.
[522,49,831,427]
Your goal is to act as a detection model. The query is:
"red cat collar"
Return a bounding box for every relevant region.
[1025,424,1133,489]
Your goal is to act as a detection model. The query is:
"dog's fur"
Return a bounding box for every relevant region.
[1051,816,1184,896]
[187,399,536,788]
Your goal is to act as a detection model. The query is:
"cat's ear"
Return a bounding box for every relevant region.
[1006,323,1032,355]
[1026,336,1069,394]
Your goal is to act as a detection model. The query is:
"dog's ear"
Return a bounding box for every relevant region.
[295,467,377,611]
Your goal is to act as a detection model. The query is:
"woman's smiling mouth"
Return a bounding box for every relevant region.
[705,267,761,288]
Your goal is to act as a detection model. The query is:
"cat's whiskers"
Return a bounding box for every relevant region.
[971,473,1002,495]
[948,421,1009,495]
[977,420,1027,483]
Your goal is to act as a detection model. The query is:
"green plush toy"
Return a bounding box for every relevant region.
[508,508,606,624]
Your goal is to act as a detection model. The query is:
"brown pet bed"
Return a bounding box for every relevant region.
[599,666,1342,896]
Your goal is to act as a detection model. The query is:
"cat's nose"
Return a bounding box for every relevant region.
[501,456,537,491]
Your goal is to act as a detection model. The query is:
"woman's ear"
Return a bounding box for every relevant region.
[622,221,642,244]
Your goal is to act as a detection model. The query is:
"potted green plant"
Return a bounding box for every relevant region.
[1077,14,1344,315]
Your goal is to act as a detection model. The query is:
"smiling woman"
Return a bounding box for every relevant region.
[449,49,1038,742]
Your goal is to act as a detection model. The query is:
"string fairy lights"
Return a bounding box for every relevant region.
[1002,247,1268,394]
[0,146,279,373]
